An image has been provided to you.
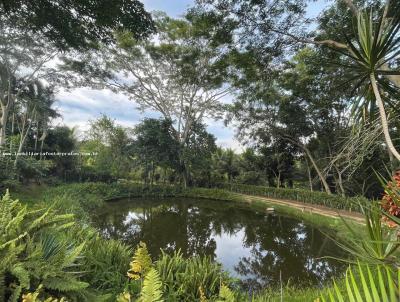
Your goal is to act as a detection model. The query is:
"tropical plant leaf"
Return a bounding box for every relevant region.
[320,263,399,301]
[140,268,164,302]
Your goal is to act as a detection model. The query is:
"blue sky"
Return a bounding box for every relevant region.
[54,0,330,150]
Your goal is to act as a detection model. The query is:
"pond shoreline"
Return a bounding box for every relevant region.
[105,190,365,222]
[93,197,349,290]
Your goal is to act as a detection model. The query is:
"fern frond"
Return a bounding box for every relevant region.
[10,265,30,289]
[217,284,235,302]
[140,268,164,302]
[43,276,89,292]
[128,242,152,280]
[63,242,86,267]
[199,286,208,302]
[9,284,22,302]
[117,291,132,302]
[0,271,5,302]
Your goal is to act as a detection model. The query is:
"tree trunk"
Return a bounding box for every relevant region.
[150,161,155,185]
[14,121,32,167]
[370,73,400,162]
[39,135,45,160]
[306,159,313,192]
[10,111,14,154]
[277,170,281,188]
[34,112,38,152]
[333,164,345,197]
[304,146,332,194]
[0,101,10,148]
[283,136,332,194]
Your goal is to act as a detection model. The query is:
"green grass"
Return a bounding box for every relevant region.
[215,183,369,212]
[11,183,48,204]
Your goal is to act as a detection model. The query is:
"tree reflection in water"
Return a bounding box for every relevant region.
[92,198,347,290]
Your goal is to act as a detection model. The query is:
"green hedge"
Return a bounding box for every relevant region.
[44,182,185,201]
[214,183,369,212]
[42,181,369,213]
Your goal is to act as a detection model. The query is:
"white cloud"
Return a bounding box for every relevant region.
[53,87,241,151]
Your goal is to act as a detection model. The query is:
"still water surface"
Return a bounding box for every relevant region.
[92,198,347,290]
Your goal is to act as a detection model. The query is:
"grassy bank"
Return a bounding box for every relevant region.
[215,183,369,212]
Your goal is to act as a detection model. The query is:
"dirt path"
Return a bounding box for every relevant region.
[233,193,365,223]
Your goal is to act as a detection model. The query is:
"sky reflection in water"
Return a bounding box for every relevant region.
[91,198,347,290]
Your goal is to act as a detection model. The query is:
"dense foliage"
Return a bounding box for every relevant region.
[0,0,154,49]
[0,192,88,301]
[1,0,400,301]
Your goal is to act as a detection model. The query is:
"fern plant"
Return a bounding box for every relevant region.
[217,284,236,302]
[140,268,164,302]
[0,191,89,301]
[127,241,153,280]
[21,284,67,302]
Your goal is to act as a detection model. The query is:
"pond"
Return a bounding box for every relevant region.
[91,198,347,291]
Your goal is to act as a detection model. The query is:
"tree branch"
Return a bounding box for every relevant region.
[342,0,359,16]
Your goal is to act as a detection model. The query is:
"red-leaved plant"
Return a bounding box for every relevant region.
[381,171,400,228]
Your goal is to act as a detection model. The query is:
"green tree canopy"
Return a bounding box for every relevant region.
[0,0,154,50]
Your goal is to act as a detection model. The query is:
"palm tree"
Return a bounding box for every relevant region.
[336,9,400,161]
[213,148,239,183]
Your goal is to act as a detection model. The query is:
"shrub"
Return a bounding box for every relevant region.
[119,243,235,302]
[0,191,89,301]
[381,171,400,227]
[80,235,132,295]
[155,250,233,301]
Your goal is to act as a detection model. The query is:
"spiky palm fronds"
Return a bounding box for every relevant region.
[321,262,399,302]
[333,200,399,266]
[338,10,400,122]
[333,8,400,160]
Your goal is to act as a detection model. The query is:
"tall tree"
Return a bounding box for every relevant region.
[0,0,154,149]
[133,118,180,184]
[68,13,233,184]
[197,0,400,163]
[82,115,134,179]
